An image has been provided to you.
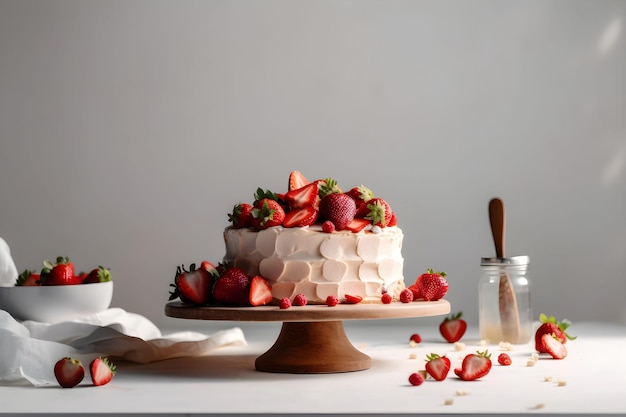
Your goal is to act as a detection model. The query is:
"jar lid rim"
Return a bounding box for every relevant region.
[480,255,529,266]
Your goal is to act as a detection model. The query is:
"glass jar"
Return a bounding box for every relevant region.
[478,256,532,344]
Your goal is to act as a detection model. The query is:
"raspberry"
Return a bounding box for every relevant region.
[293,293,307,306]
[498,353,512,366]
[322,220,335,233]
[410,333,422,344]
[278,297,291,309]
[381,293,393,304]
[326,295,339,307]
[399,288,414,303]
[408,372,424,386]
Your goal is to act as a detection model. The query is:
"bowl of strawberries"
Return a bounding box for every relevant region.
[0,257,113,323]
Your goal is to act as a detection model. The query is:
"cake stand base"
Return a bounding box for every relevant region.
[255,321,370,373]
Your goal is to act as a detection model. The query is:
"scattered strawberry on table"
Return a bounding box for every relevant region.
[15,256,112,286]
[425,353,451,381]
[89,357,116,386]
[54,356,116,388]
[454,350,492,381]
[439,311,467,343]
[534,313,576,353]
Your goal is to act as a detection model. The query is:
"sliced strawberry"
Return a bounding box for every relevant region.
[54,357,85,388]
[454,350,492,381]
[249,275,273,306]
[534,313,576,352]
[439,312,467,343]
[284,182,319,209]
[283,206,318,228]
[89,357,116,386]
[169,263,213,305]
[344,294,363,304]
[344,218,370,233]
[540,333,568,359]
[425,353,451,381]
[288,170,309,191]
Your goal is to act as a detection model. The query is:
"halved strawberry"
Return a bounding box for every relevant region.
[89,357,116,386]
[344,294,363,304]
[425,353,451,381]
[54,357,85,388]
[168,263,214,305]
[284,182,319,209]
[454,350,492,381]
[344,218,370,233]
[439,312,467,343]
[283,206,318,228]
[289,170,309,191]
[249,275,273,306]
[540,333,568,359]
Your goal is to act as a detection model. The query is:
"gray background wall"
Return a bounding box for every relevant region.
[1,0,624,329]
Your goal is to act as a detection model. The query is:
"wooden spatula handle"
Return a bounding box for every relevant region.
[489,198,506,258]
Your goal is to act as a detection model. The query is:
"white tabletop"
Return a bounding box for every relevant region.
[1,319,624,416]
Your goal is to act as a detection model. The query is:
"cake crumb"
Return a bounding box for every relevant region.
[531,352,539,360]
[544,376,553,382]
[479,340,488,346]
[444,398,454,406]
[498,341,513,351]
[526,358,537,367]
[455,389,471,396]
[408,353,417,360]
[357,343,368,350]
[454,342,466,351]
[531,403,545,410]
[418,370,428,380]
[557,380,567,387]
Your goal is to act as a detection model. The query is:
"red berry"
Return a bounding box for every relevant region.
[408,372,424,386]
[410,333,422,344]
[399,288,414,303]
[497,353,512,366]
[322,220,335,233]
[326,295,339,307]
[381,293,393,304]
[278,297,291,309]
[293,293,307,306]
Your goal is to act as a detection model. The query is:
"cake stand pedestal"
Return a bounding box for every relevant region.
[165,300,450,374]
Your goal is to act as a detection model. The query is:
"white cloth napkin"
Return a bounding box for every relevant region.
[0,308,247,386]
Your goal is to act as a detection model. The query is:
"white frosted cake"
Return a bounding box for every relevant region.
[223,224,405,303]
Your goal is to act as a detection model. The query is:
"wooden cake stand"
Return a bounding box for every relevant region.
[165,300,450,374]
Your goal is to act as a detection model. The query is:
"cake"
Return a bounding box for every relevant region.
[221,171,406,304]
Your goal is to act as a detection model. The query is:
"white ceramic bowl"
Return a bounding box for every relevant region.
[0,281,113,323]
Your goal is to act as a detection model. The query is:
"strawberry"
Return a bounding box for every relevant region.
[284,182,319,209]
[399,288,414,303]
[249,275,273,306]
[540,333,568,359]
[415,269,448,301]
[497,353,512,366]
[316,177,342,199]
[250,198,285,230]
[293,293,307,306]
[381,293,393,304]
[228,203,253,229]
[319,193,357,230]
[534,313,576,353]
[345,185,375,208]
[409,333,422,344]
[212,267,251,306]
[278,297,291,309]
[344,294,363,304]
[321,220,336,233]
[40,257,82,285]
[439,312,467,343]
[425,353,451,381]
[454,350,492,381]
[200,260,216,271]
[283,206,318,228]
[82,266,112,284]
[344,218,370,233]
[408,283,422,300]
[89,357,116,386]
[54,357,85,388]
[288,170,309,191]
[15,269,40,286]
[169,263,214,305]
[364,197,393,227]
[408,372,424,386]
[326,295,339,307]
[387,211,397,226]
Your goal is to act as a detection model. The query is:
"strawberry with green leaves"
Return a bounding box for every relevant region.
[82,266,112,284]
[454,350,492,381]
[415,269,448,301]
[250,188,285,230]
[425,353,451,381]
[40,256,81,285]
[539,333,568,359]
[228,203,253,229]
[364,197,394,227]
[89,357,116,386]
[15,269,40,286]
[534,313,576,353]
[169,263,214,305]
